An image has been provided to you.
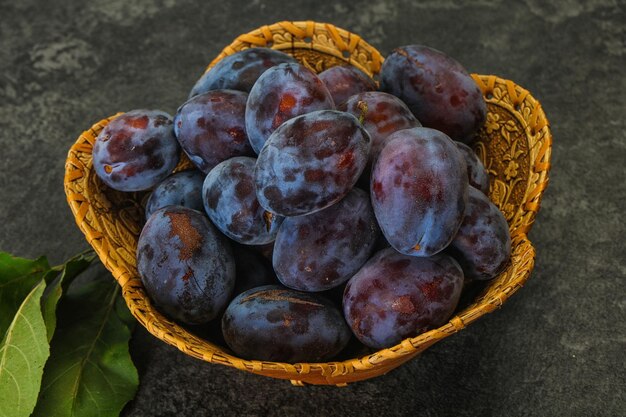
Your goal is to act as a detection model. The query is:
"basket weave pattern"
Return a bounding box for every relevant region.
[64,21,551,386]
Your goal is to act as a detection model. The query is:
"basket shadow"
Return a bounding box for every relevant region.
[124,285,507,417]
[124,321,501,417]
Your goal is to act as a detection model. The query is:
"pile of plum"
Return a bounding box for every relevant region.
[93,45,511,363]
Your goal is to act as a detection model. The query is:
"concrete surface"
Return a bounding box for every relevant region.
[0,0,624,416]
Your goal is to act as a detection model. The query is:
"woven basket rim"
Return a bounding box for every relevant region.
[63,21,552,385]
[204,20,384,78]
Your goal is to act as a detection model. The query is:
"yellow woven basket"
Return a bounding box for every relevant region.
[64,21,552,386]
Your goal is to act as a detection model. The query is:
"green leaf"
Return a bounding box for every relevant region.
[0,253,51,338]
[0,279,49,417]
[33,272,138,417]
[41,251,96,342]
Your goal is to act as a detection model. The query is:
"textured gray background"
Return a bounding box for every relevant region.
[1,0,625,416]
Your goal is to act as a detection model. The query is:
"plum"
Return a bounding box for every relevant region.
[93,110,180,192]
[145,170,205,219]
[339,91,421,171]
[174,89,254,174]
[222,286,351,362]
[245,62,334,153]
[381,45,486,143]
[318,65,377,106]
[343,248,464,349]
[255,110,371,217]
[273,189,379,292]
[455,142,490,195]
[448,187,511,280]
[203,156,283,245]
[189,48,297,97]
[371,127,468,257]
[137,206,235,324]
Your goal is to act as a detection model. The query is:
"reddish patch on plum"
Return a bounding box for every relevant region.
[337,151,355,170]
[314,147,335,159]
[279,93,297,112]
[181,268,193,282]
[450,95,462,107]
[196,117,208,129]
[228,127,246,142]
[127,115,149,129]
[372,181,385,201]
[304,169,325,182]
[392,295,416,314]
[234,180,253,199]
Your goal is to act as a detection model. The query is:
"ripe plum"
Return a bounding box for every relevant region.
[255,110,370,216]
[371,127,468,257]
[174,89,253,174]
[203,156,283,245]
[189,48,297,97]
[222,285,351,362]
[93,110,180,192]
[381,45,486,143]
[137,206,235,324]
[245,62,334,153]
[273,189,379,292]
[343,248,463,349]
[145,170,205,219]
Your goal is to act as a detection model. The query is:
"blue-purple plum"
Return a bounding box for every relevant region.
[255,110,371,216]
[339,91,421,170]
[371,127,468,257]
[318,66,377,106]
[203,157,283,245]
[145,170,205,219]
[380,45,486,143]
[455,142,490,194]
[174,90,254,173]
[93,110,180,192]
[137,206,235,324]
[273,189,379,292]
[245,62,335,153]
[222,285,351,362]
[448,187,511,280]
[189,48,297,97]
[343,248,464,349]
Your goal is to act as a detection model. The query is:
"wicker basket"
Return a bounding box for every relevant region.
[64,21,552,386]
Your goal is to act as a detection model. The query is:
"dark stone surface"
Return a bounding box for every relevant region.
[1,0,624,416]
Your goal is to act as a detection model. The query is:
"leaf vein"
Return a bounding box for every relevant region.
[15,311,45,357]
[84,384,99,409]
[2,343,31,374]
[87,358,115,391]
[1,366,21,410]
[40,360,80,393]
[69,286,119,416]
[0,279,45,412]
